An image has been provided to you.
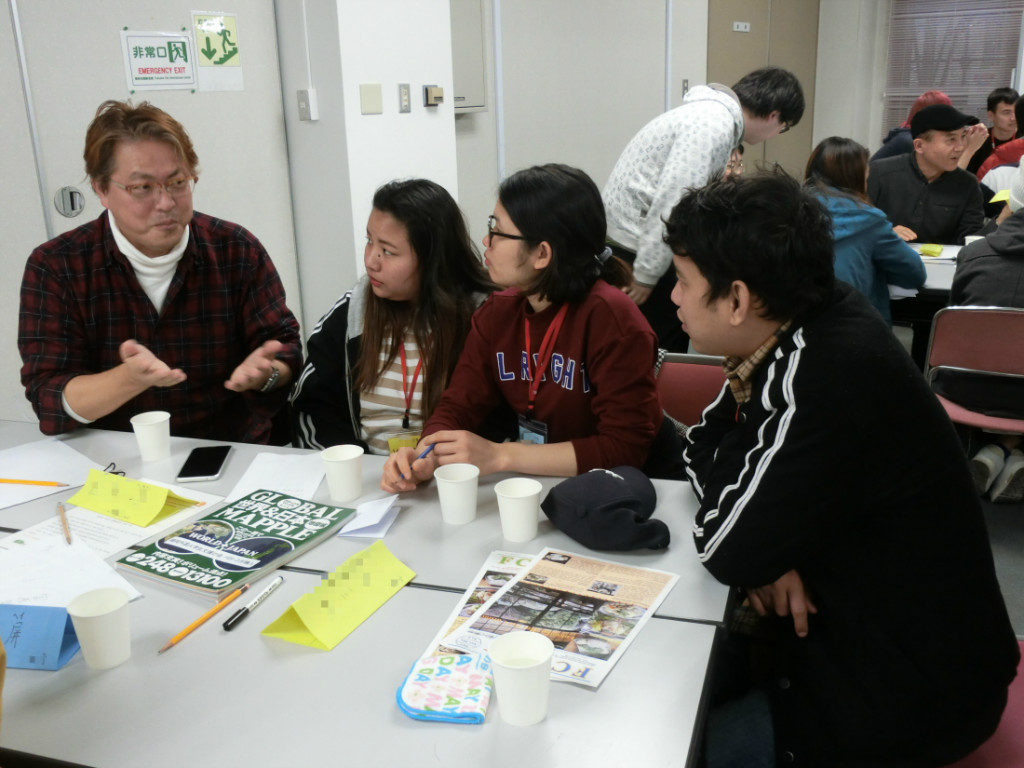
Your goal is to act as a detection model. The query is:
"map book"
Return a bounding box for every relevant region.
[116,490,354,599]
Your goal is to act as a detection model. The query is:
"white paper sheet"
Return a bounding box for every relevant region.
[0,438,103,509]
[0,538,141,607]
[226,452,325,500]
[0,479,223,559]
[338,495,400,539]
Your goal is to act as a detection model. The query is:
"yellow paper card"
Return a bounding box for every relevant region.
[990,189,1010,203]
[66,469,199,527]
[261,540,415,650]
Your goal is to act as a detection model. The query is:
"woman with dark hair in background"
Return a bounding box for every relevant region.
[382,163,668,491]
[290,178,494,453]
[806,136,925,325]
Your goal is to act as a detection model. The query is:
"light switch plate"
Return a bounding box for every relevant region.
[360,83,383,115]
[398,83,411,113]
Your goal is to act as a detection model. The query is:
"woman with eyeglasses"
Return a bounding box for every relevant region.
[290,179,496,454]
[804,136,924,326]
[381,163,671,492]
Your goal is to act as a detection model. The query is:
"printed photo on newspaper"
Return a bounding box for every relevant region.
[441,547,678,688]
[423,550,533,656]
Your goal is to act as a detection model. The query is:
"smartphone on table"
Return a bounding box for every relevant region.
[175,445,232,483]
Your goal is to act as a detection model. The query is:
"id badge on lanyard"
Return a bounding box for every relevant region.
[517,414,548,444]
[520,304,568,445]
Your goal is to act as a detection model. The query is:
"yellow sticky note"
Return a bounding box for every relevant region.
[990,189,1010,204]
[261,540,415,650]
[66,469,199,527]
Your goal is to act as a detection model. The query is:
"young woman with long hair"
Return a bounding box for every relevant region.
[290,178,494,453]
[381,163,673,491]
[805,137,924,325]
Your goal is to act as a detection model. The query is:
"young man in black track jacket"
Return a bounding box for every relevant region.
[665,171,1018,768]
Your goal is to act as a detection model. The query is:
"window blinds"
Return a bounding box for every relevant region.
[882,0,1023,140]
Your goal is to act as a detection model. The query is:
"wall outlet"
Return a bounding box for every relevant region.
[423,84,444,107]
[732,21,750,33]
[398,83,411,113]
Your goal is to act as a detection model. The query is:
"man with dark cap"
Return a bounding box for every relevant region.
[868,103,985,245]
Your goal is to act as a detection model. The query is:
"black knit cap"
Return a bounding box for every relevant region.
[910,104,979,138]
[541,466,669,551]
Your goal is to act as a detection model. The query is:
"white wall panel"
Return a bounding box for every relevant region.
[500,0,667,188]
[813,0,889,152]
[1,2,48,422]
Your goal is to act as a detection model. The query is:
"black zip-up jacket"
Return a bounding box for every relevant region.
[868,152,984,245]
[685,282,1018,766]
[289,278,514,451]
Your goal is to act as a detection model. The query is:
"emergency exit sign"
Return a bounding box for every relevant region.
[121,30,197,91]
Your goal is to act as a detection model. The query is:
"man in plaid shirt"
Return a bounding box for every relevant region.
[18,100,301,443]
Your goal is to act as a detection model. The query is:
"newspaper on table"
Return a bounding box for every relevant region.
[441,547,678,688]
[423,550,534,656]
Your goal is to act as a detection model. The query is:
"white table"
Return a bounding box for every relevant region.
[920,253,955,293]
[3,574,717,767]
[888,245,957,298]
[313,464,731,624]
[0,425,731,624]
[1,422,725,766]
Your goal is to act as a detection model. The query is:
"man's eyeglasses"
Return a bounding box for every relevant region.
[487,215,531,242]
[110,175,196,202]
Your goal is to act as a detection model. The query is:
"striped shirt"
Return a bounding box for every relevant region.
[360,336,424,454]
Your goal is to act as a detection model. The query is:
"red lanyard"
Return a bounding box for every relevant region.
[524,304,568,415]
[399,343,422,429]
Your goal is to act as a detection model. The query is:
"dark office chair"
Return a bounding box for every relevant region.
[924,307,1024,436]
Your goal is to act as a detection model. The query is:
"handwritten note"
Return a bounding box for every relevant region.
[1,479,222,559]
[0,538,140,607]
[0,438,101,510]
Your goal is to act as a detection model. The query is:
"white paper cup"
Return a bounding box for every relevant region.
[66,587,131,670]
[495,477,543,542]
[489,630,554,726]
[434,463,480,524]
[322,444,364,503]
[964,235,984,245]
[130,410,171,462]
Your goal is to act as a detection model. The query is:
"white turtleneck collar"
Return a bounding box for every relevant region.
[108,213,189,313]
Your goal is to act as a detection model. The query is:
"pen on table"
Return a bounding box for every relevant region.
[0,478,68,487]
[222,575,284,631]
[57,502,72,545]
[158,584,250,654]
[399,442,436,480]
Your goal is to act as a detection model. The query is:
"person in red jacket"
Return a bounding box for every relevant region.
[381,164,665,491]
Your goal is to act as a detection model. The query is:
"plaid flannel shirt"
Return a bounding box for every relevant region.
[18,211,301,443]
[722,321,791,405]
